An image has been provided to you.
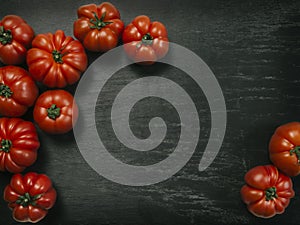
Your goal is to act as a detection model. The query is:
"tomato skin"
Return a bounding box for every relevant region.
[26,30,87,88]
[122,15,169,65]
[73,2,124,52]
[0,15,34,65]
[4,172,57,223]
[240,165,294,218]
[269,122,300,177]
[33,90,78,134]
[0,118,40,173]
[0,66,39,117]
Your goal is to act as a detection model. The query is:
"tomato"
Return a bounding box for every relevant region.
[269,122,300,176]
[240,165,294,218]
[26,30,87,88]
[0,118,40,173]
[0,15,34,65]
[0,66,39,117]
[122,15,169,65]
[73,2,124,52]
[4,172,57,223]
[33,89,78,134]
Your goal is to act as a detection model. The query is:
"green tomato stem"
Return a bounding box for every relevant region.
[52,50,64,64]
[0,139,12,153]
[265,187,278,201]
[47,104,61,120]
[136,33,154,49]
[0,26,13,45]
[141,33,153,45]
[290,146,300,164]
[89,12,112,29]
[15,192,42,207]
[0,83,13,98]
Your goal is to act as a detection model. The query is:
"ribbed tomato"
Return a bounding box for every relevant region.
[122,15,169,65]
[4,172,57,223]
[0,117,40,173]
[0,15,35,65]
[0,66,39,117]
[269,122,300,176]
[33,89,78,134]
[26,30,87,88]
[241,165,294,218]
[73,2,124,52]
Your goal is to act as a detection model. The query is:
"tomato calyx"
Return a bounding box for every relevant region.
[265,187,278,201]
[142,33,154,45]
[0,139,12,153]
[0,26,13,45]
[0,83,13,98]
[89,12,112,30]
[15,192,42,207]
[52,45,69,64]
[136,33,154,49]
[52,50,64,64]
[47,104,61,120]
[290,146,300,163]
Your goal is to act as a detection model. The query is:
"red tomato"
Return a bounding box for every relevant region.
[0,118,40,173]
[26,30,87,88]
[269,122,300,176]
[122,15,169,65]
[0,15,34,65]
[240,165,294,218]
[33,89,78,134]
[73,2,124,52]
[0,66,39,117]
[4,172,57,223]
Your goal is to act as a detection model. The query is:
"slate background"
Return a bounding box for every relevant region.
[0,0,300,224]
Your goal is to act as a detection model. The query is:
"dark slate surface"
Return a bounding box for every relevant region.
[0,0,300,224]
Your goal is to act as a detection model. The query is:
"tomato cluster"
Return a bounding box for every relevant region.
[241,122,300,218]
[73,2,169,64]
[0,2,169,223]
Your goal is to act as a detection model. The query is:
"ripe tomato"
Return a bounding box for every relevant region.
[4,172,57,223]
[0,15,34,65]
[240,165,294,218]
[0,118,40,173]
[122,15,169,65]
[26,30,87,88]
[0,66,39,117]
[33,89,78,134]
[269,122,300,176]
[73,2,124,52]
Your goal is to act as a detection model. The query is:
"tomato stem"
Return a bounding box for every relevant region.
[0,139,12,153]
[265,187,278,201]
[136,33,154,49]
[0,83,13,98]
[47,104,61,120]
[90,12,112,29]
[15,192,42,207]
[0,26,13,45]
[142,33,153,45]
[290,146,300,163]
[52,50,64,64]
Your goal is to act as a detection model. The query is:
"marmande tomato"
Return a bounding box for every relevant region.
[0,15,34,65]
[0,66,39,117]
[269,122,300,176]
[0,118,40,173]
[26,30,87,88]
[33,89,78,134]
[240,165,294,218]
[73,2,124,52]
[4,172,57,223]
[122,15,169,65]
